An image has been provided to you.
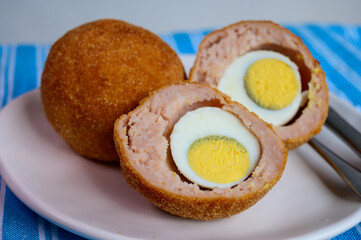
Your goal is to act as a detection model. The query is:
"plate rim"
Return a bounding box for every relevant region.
[0,89,140,240]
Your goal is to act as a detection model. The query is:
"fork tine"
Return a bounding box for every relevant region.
[326,107,361,158]
[309,138,361,198]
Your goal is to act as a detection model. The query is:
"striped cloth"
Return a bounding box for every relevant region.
[0,24,360,239]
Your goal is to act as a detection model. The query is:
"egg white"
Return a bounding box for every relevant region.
[170,107,260,189]
[217,50,302,126]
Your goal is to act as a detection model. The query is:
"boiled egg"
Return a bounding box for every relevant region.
[170,107,260,189]
[217,50,305,126]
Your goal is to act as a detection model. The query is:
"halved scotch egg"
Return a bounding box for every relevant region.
[218,50,304,126]
[114,83,287,220]
[171,106,260,189]
[190,21,328,149]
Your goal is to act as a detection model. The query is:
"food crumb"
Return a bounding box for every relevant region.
[118,231,122,234]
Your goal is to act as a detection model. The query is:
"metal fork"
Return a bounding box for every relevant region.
[308,107,361,198]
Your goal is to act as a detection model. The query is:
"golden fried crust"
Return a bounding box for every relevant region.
[114,83,288,220]
[41,19,185,161]
[116,140,285,220]
[189,20,328,150]
[279,67,328,150]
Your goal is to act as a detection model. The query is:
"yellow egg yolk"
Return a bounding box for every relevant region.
[187,135,250,184]
[244,58,299,110]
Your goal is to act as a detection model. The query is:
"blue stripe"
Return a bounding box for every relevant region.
[2,188,39,240]
[332,226,360,240]
[58,226,86,240]
[173,33,195,54]
[12,45,37,99]
[308,25,361,78]
[288,26,361,108]
[329,25,346,37]
[43,219,53,240]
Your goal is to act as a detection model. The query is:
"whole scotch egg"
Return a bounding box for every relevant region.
[41,19,185,162]
[114,83,287,220]
[189,21,328,149]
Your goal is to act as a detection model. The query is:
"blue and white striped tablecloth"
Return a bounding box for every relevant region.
[0,24,361,239]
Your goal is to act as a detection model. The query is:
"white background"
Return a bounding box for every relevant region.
[1,0,361,44]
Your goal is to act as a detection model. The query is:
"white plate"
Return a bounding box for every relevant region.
[0,56,361,240]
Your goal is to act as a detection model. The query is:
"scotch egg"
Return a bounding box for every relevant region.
[114,83,287,220]
[218,50,305,126]
[170,107,260,189]
[41,19,185,162]
[190,20,328,149]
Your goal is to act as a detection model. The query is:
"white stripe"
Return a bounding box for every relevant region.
[295,27,361,93]
[354,105,361,113]
[42,45,50,66]
[323,26,361,62]
[0,179,7,239]
[6,45,16,103]
[51,224,58,240]
[346,26,360,42]
[326,77,348,101]
[44,45,51,60]
[0,45,8,108]
[161,34,180,53]
[326,76,361,112]
[188,31,204,52]
[327,78,348,101]
[35,44,42,87]
[38,216,46,240]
